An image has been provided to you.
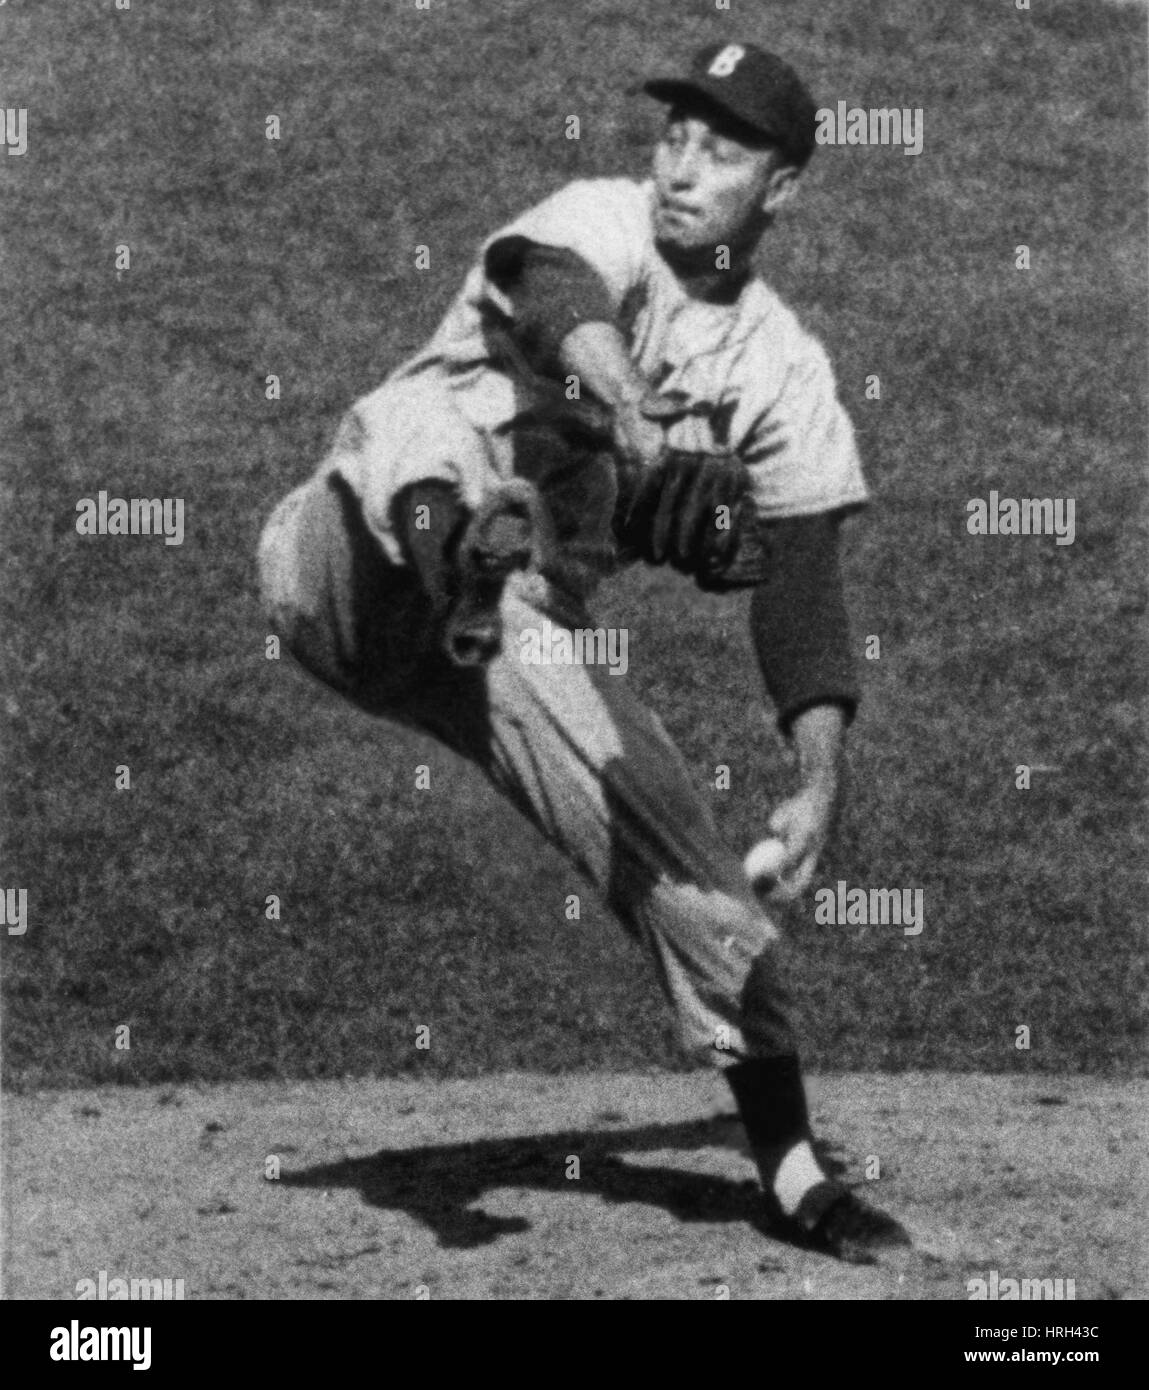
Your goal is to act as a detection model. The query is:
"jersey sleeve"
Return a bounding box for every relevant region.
[742,340,869,521]
[483,237,617,376]
[479,179,648,321]
[748,514,860,731]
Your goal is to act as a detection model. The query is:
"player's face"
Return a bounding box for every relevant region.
[652,108,797,258]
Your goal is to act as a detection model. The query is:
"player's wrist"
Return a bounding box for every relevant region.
[789,703,847,791]
[611,382,652,415]
[558,322,649,413]
[795,769,838,810]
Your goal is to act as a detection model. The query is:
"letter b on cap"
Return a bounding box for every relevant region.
[708,45,746,78]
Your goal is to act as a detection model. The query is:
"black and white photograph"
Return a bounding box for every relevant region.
[3,0,1145,1336]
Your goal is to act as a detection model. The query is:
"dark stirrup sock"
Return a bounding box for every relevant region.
[725,1054,814,1186]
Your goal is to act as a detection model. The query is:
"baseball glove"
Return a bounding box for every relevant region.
[613,447,772,591]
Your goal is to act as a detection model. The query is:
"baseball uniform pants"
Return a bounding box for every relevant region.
[258,467,798,1064]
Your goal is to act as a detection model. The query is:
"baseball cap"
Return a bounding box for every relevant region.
[644,42,818,168]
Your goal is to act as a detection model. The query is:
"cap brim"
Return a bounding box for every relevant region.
[644,77,723,107]
[642,77,780,146]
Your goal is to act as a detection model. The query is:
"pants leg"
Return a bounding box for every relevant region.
[449,582,798,1063]
[258,468,441,710]
[258,471,798,1065]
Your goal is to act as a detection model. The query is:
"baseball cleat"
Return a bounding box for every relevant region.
[786,1181,912,1265]
[445,490,535,667]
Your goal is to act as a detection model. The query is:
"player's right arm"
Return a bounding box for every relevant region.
[556,322,665,474]
[478,180,667,468]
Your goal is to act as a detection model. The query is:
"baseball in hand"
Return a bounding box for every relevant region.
[744,837,790,895]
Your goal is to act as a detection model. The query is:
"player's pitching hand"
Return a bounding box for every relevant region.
[760,781,836,900]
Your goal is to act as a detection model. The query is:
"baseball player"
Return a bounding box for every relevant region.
[259,41,910,1264]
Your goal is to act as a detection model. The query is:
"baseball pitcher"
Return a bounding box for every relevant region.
[258,41,910,1263]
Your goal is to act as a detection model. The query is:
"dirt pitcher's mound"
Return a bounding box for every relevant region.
[5,1072,1144,1300]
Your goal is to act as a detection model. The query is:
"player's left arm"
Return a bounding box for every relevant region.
[750,509,857,897]
[740,340,868,898]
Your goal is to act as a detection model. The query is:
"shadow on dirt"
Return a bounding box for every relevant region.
[280,1112,848,1248]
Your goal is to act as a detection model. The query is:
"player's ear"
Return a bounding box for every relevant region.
[760,163,800,217]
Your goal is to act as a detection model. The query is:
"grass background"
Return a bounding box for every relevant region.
[1,0,1145,1089]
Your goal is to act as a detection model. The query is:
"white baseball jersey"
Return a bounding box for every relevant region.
[329,176,867,568]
